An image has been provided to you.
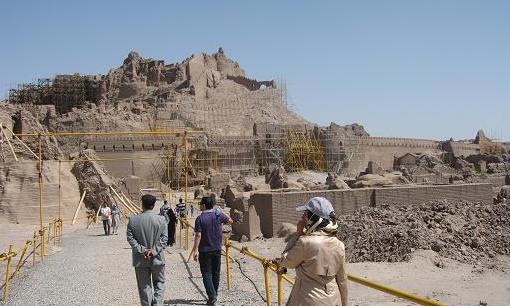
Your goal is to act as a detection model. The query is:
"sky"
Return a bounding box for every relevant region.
[0,1,508,141]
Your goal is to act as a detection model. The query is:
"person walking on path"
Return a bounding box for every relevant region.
[127,194,168,306]
[176,198,186,229]
[278,197,348,306]
[100,203,112,236]
[167,205,177,246]
[190,196,233,305]
[160,200,176,246]
[159,200,171,221]
[111,204,121,235]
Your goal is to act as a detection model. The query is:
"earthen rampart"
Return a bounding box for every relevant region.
[247,183,492,238]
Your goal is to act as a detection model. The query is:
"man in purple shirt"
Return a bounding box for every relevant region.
[190,196,232,305]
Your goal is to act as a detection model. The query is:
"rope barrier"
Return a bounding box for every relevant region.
[0,219,63,301]
[177,218,445,306]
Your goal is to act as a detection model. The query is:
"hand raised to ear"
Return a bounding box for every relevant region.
[296,219,306,236]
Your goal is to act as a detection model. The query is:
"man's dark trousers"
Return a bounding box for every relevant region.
[167,221,176,246]
[199,250,222,300]
[103,220,111,235]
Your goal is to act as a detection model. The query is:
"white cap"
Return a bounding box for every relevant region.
[295,197,335,221]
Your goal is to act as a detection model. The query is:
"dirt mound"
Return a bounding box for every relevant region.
[71,149,116,210]
[94,48,307,136]
[337,199,510,265]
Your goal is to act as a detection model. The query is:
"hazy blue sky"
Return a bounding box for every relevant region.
[1,1,508,140]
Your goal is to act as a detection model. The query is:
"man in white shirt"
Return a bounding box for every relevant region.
[100,203,112,236]
[176,198,186,229]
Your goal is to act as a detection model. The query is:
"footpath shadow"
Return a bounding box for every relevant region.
[164,298,205,305]
[176,252,207,300]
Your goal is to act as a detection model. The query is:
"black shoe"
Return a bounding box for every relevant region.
[206,297,217,305]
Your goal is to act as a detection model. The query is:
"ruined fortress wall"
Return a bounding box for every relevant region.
[84,130,486,179]
[207,136,257,174]
[251,183,492,237]
[96,151,161,178]
[87,135,182,152]
[0,162,82,225]
[330,136,442,174]
[450,142,480,157]
[361,136,441,170]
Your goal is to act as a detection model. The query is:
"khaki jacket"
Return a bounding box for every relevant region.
[280,231,347,306]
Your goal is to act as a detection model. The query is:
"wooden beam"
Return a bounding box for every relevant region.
[95,202,101,223]
[3,125,39,160]
[110,186,137,215]
[72,190,87,225]
[120,190,142,213]
[0,123,18,162]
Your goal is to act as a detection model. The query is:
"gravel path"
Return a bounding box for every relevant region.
[4,217,508,305]
[2,221,263,306]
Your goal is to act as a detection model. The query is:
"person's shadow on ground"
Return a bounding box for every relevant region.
[164,299,206,305]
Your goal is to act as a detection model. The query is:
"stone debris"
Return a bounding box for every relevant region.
[276,223,297,239]
[71,149,117,210]
[337,199,510,265]
[351,174,393,188]
[265,164,288,189]
[325,172,350,190]
[495,185,510,204]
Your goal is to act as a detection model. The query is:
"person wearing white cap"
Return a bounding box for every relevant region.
[278,197,348,306]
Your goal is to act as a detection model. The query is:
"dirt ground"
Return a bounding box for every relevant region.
[2,202,509,305]
[230,237,510,306]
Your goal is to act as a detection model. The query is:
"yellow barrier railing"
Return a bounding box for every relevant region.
[0,218,63,301]
[179,218,445,306]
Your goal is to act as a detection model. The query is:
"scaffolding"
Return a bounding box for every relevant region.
[8,75,101,113]
[284,130,325,172]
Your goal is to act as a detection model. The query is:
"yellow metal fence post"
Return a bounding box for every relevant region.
[53,221,57,245]
[179,219,182,248]
[277,269,284,306]
[58,219,63,243]
[225,239,231,290]
[32,232,37,266]
[37,134,43,237]
[184,131,188,216]
[47,222,51,244]
[184,218,189,250]
[263,262,271,306]
[3,245,13,301]
[58,160,61,221]
[40,229,45,259]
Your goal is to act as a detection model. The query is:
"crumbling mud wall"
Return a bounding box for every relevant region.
[250,183,493,238]
[0,161,81,224]
[71,149,116,210]
[338,199,510,264]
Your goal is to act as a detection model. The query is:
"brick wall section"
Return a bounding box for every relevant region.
[374,184,492,207]
[485,175,506,187]
[249,193,274,238]
[251,183,493,238]
[252,188,373,237]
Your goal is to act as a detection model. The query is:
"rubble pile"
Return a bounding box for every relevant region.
[337,199,510,264]
[402,154,459,179]
[495,185,510,204]
[0,106,62,159]
[265,164,288,189]
[71,149,116,210]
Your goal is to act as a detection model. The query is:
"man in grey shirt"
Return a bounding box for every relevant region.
[127,194,168,306]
